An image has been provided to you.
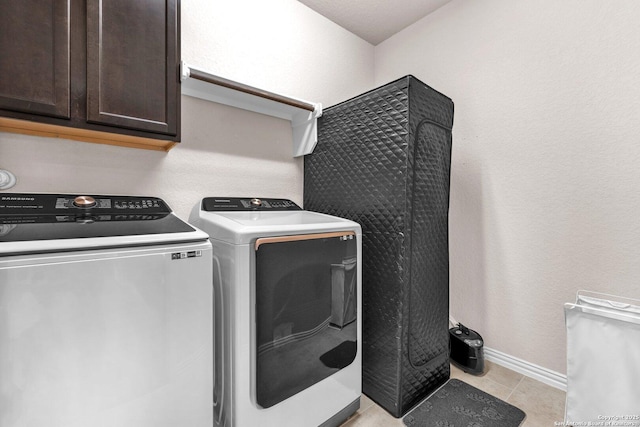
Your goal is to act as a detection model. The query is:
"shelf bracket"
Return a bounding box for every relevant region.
[180,62,322,157]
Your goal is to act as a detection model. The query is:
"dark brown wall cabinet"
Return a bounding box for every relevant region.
[0,0,180,150]
[0,0,71,119]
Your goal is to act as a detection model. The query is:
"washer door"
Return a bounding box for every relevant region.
[254,231,357,408]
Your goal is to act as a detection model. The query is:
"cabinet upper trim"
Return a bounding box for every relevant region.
[0,117,176,152]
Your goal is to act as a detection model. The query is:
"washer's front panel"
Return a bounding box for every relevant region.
[0,243,213,426]
[254,232,357,408]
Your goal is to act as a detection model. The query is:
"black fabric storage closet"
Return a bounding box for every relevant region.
[304,75,454,417]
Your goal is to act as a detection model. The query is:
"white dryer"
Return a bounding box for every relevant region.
[0,193,213,427]
[190,197,361,427]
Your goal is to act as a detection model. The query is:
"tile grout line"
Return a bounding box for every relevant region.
[342,397,375,426]
[505,375,526,402]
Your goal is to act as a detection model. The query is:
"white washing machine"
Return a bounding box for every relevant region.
[189,197,361,427]
[0,193,213,427]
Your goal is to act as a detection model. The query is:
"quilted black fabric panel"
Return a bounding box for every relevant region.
[304,76,453,417]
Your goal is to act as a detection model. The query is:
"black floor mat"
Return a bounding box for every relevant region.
[403,379,526,427]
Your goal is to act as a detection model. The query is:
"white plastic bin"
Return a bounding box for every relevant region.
[564,291,640,426]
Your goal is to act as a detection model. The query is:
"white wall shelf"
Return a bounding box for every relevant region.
[180,62,322,157]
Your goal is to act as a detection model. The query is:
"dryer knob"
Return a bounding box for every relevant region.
[250,198,262,207]
[73,195,97,208]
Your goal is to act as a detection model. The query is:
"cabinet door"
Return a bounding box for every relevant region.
[86,0,179,136]
[0,0,71,119]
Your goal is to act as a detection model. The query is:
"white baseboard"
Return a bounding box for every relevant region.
[484,347,567,391]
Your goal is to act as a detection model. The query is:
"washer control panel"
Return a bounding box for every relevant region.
[0,193,171,224]
[1,194,169,214]
[0,193,194,242]
[202,197,301,211]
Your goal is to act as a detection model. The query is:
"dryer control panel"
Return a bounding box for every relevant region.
[202,197,301,211]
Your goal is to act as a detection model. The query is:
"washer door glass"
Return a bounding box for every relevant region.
[255,232,357,408]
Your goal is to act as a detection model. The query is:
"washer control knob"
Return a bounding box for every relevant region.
[73,195,97,208]
[250,198,262,207]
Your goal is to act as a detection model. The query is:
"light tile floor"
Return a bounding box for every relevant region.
[340,361,566,426]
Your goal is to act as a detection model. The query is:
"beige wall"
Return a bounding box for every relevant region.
[375,0,640,374]
[0,0,375,220]
[0,98,300,220]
